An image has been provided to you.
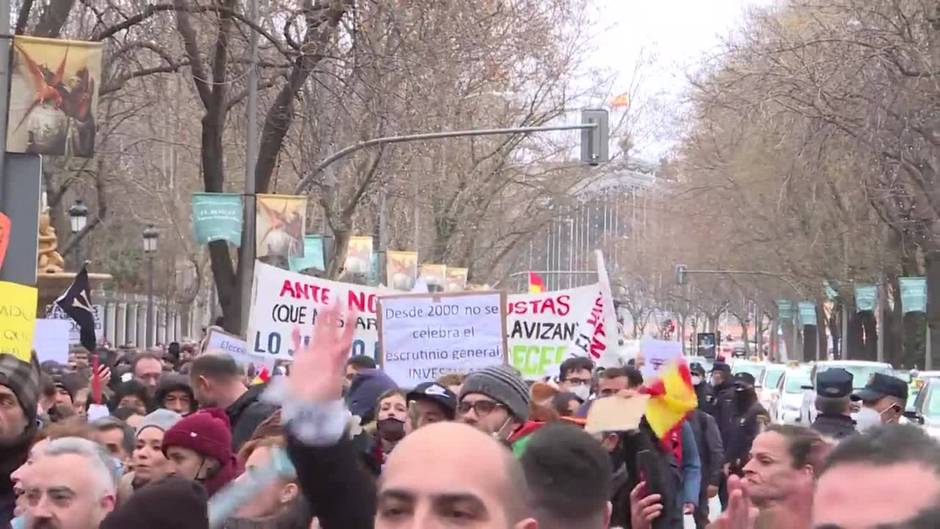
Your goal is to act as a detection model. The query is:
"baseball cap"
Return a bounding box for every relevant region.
[407,382,457,420]
[815,368,853,399]
[852,372,908,403]
[733,372,756,388]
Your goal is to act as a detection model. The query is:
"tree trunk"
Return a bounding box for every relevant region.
[803,325,818,361]
[926,250,940,366]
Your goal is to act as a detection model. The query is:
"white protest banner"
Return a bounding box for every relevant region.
[379,291,506,387]
[506,284,600,379]
[48,303,104,346]
[639,338,682,380]
[32,319,70,364]
[204,327,275,372]
[247,262,383,362]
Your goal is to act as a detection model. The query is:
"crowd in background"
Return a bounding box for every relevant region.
[0,309,938,529]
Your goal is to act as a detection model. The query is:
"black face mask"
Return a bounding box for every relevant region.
[377,418,406,442]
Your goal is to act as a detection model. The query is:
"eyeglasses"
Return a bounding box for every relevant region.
[564,377,591,386]
[458,400,503,416]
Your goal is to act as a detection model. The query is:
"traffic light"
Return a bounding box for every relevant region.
[675,264,687,285]
[580,109,609,166]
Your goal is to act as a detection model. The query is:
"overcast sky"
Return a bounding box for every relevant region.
[586,0,774,158]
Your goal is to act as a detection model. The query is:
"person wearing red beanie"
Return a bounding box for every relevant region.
[162,408,240,496]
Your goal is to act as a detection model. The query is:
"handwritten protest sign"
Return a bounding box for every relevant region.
[247,262,384,361]
[204,327,275,372]
[0,281,38,362]
[379,291,506,386]
[639,338,682,380]
[32,319,70,364]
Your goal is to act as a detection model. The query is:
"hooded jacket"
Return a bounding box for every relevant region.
[155,374,196,415]
[227,383,279,452]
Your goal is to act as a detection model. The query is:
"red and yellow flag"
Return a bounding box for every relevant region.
[528,272,545,293]
[252,366,270,385]
[641,359,698,456]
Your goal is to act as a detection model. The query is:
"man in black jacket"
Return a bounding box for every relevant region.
[189,355,278,451]
[687,408,724,529]
[810,368,857,441]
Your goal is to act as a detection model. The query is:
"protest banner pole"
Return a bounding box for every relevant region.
[239,0,259,336]
[0,0,10,207]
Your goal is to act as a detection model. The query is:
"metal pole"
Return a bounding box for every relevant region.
[877,279,885,363]
[927,325,933,370]
[239,0,259,336]
[0,0,10,207]
[841,302,849,359]
[146,256,154,348]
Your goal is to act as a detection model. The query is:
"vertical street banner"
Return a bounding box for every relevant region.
[191,193,243,246]
[378,291,506,386]
[419,264,447,292]
[776,300,794,321]
[344,236,373,277]
[0,281,38,362]
[248,262,384,361]
[506,283,607,379]
[289,235,325,273]
[899,277,927,314]
[256,194,306,262]
[7,36,103,157]
[798,302,817,326]
[386,251,418,291]
[854,284,877,312]
[445,267,468,292]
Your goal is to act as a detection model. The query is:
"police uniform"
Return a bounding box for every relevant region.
[725,372,769,472]
[811,368,857,440]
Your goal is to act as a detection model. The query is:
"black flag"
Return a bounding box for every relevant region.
[55,265,97,352]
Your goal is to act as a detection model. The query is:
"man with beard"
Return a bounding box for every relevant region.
[0,354,40,526]
[21,437,118,529]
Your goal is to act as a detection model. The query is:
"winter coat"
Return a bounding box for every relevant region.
[227,383,279,452]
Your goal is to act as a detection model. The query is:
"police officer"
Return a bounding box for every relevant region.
[726,372,769,475]
[810,368,857,440]
[691,362,717,416]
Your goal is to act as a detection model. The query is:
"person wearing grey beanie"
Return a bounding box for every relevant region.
[458,365,531,441]
[130,409,183,492]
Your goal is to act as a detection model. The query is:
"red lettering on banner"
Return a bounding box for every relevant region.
[348,291,377,313]
[278,280,330,304]
[506,295,573,316]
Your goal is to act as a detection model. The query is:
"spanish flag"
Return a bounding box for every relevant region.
[641,359,698,458]
[610,93,630,109]
[252,366,271,385]
[528,272,545,293]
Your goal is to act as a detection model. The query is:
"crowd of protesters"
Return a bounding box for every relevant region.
[1,307,938,529]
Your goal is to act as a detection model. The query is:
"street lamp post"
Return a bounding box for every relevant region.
[142,225,159,348]
[68,199,88,270]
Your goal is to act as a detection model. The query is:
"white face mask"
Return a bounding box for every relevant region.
[571,384,591,401]
[691,375,703,386]
[852,407,883,431]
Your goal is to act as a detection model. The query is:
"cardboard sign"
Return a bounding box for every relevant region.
[203,327,274,371]
[247,262,385,361]
[0,281,38,362]
[379,291,506,386]
[32,318,70,364]
[0,212,10,270]
[585,394,650,434]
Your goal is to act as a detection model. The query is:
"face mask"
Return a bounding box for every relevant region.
[691,375,702,386]
[377,418,406,442]
[852,407,883,431]
[571,384,591,401]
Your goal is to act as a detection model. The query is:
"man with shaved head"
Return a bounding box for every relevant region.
[274,307,537,529]
[377,421,535,529]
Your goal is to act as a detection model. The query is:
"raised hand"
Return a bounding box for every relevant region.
[707,475,757,529]
[629,481,663,529]
[288,303,358,403]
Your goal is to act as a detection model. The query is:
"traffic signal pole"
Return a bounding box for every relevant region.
[293,112,608,195]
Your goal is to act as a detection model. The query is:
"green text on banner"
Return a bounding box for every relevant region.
[192,193,243,246]
[776,300,793,321]
[855,284,877,312]
[798,302,817,326]
[378,291,506,386]
[247,262,384,361]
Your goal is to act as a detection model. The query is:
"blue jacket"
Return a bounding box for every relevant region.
[679,420,702,507]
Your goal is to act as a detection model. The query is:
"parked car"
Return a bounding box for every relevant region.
[910,378,940,439]
[771,364,812,424]
[757,363,786,410]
